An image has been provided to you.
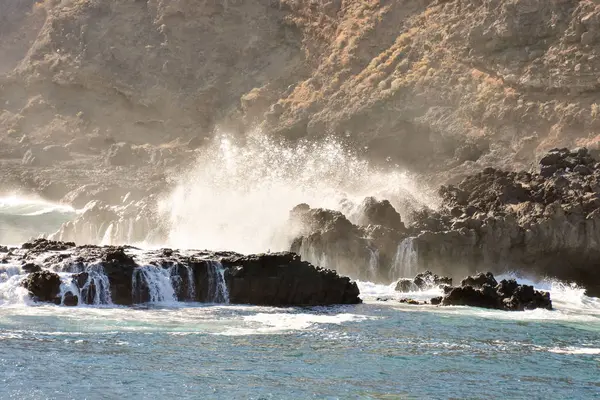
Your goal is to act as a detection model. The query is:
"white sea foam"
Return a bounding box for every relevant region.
[548,347,600,355]
[219,312,377,336]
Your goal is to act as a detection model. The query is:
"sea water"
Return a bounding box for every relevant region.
[0,279,598,399]
[1,137,599,398]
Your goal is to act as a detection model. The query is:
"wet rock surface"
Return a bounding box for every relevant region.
[22,270,62,304]
[440,273,552,312]
[392,272,552,311]
[395,271,452,292]
[14,239,361,307]
[222,253,361,306]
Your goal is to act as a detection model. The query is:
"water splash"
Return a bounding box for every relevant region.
[0,194,77,245]
[390,238,418,281]
[160,133,437,253]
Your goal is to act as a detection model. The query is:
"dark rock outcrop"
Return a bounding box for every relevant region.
[395,271,452,292]
[22,263,42,273]
[438,273,552,311]
[22,270,61,303]
[222,252,361,306]
[288,148,600,297]
[289,200,408,283]
[22,238,75,252]
[461,272,497,289]
[355,197,404,231]
[12,239,361,307]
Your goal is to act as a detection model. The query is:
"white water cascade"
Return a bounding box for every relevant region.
[78,266,112,305]
[390,238,419,281]
[207,261,229,304]
[367,247,379,281]
[132,266,177,303]
[131,262,229,304]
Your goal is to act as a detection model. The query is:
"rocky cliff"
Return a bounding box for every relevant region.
[2,0,600,198]
[290,148,600,297]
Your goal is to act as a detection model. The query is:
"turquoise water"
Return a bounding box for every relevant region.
[0,195,77,245]
[1,282,599,400]
[1,196,599,399]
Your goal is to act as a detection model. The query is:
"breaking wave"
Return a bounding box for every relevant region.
[160,132,437,253]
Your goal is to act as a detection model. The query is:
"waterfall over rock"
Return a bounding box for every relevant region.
[2,239,361,307]
[390,238,418,281]
[206,261,229,304]
[132,266,177,304]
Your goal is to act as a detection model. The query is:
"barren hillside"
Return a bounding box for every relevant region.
[1,0,600,199]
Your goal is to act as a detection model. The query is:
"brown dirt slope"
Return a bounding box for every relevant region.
[1,0,600,190]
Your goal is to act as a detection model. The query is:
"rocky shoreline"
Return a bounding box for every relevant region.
[7,239,361,307]
[290,148,600,297]
[4,239,554,312]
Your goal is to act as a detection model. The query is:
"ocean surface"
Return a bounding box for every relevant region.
[1,197,600,399]
[0,195,77,245]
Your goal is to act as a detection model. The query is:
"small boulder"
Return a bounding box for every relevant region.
[461,272,498,288]
[22,263,42,273]
[22,270,62,303]
[62,291,79,306]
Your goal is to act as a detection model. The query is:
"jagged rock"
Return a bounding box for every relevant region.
[22,263,42,273]
[395,271,452,293]
[355,197,404,231]
[289,202,407,282]
[222,252,361,306]
[395,278,416,292]
[22,238,75,252]
[430,296,442,305]
[101,247,137,305]
[289,205,374,280]
[438,272,552,311]
[398,298,425,305]
[461,272,498,289]
[22,270,61,303]
[62,291,78,306]
[10,242,361,307]
[442,285,500,309]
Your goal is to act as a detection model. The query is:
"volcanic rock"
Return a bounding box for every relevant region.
[222,252,361,306]
[438,273,552,311]
[12,240,361,307]
[395,271,452,292]
[22,270,61,303]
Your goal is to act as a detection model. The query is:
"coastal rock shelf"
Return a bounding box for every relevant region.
[4,239,361,307]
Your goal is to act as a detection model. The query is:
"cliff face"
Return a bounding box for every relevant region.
[2,0,600,187]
